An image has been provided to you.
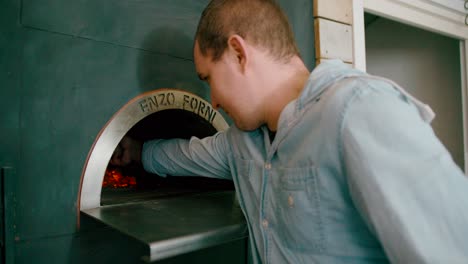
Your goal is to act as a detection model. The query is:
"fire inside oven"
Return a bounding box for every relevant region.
[101,108,234,206]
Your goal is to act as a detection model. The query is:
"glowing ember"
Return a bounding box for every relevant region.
[102,169,137,188]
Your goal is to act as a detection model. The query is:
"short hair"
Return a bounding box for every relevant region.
[195,0,300,62]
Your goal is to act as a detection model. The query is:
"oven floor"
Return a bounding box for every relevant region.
[101,187,226,205]
[101,176,235,206]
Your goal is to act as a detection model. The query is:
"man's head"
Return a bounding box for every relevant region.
[193,0,306,131]
[195,0,300,63]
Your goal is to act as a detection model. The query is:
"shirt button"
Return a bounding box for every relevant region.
[264,163,271,170]
[288,195,294,207]
[262,219,269,228]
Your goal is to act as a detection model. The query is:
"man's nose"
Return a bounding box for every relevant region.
[210,95,220,110]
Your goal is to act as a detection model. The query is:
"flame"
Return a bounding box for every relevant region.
[102,168,137,188]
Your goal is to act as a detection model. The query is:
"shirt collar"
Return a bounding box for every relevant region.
[297,59,365,110]
[296,59,435,123]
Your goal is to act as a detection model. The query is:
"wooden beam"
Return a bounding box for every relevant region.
[314,0,353,24]
[364,0,468,39]
[461,40,468,174]
[314,18,353,63]
[352,0,366,71]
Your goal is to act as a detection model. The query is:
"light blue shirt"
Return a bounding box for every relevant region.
[142,60,468,263]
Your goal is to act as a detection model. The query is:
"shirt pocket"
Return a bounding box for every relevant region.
[277,166,324,251]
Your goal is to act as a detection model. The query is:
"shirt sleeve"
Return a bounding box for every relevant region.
[341,84,468,263]
[141,130,232,180]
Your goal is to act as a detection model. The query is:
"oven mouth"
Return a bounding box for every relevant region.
[79,88,230,211]
[77,89,246,262]
[100,108,234,206]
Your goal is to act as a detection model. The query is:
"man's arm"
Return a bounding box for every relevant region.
[341,85,468,263]
[142,131,232,180]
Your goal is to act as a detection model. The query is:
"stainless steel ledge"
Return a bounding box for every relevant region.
[81,191,248,262]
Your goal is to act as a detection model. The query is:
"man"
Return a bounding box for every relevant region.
[111,0,468,263]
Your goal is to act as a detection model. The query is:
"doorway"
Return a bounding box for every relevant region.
[364,13,464,169]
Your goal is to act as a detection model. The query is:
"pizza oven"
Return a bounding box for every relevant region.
[78,89,247,262]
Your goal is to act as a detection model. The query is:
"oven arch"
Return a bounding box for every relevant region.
[78,88,229,210]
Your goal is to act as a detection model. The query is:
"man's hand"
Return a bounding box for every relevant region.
[110,136,143,167]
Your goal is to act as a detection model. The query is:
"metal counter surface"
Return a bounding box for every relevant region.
[82,191,248,262]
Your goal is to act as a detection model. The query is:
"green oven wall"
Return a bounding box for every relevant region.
[0,0,315,263]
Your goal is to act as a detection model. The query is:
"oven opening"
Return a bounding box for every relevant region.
[101,109,235,206]
[79,89,246,262]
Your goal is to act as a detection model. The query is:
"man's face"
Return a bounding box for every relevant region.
[194,40,258,130]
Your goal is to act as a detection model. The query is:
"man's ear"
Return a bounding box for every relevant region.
[227,35,248,71]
